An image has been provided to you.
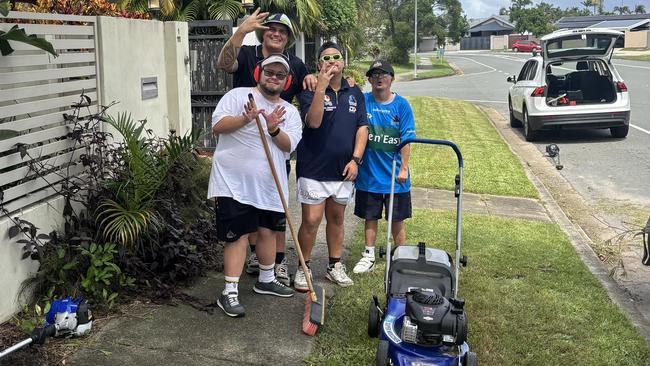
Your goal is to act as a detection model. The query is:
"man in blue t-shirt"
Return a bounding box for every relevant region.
[352,60,416,274]
[295,41,368,290]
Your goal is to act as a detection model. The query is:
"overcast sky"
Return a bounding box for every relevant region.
[460,0,650,19]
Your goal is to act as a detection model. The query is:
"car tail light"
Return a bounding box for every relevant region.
[616,82,628,92]
[531,87,545,97]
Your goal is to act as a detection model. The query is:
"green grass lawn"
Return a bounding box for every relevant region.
[614,55,650,62]
[350,57,455,81]
[399,58,455,81]
[406,97,538,198]
[306,210,650,365]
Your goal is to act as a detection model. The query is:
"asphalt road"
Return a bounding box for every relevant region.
[392,51,650,212]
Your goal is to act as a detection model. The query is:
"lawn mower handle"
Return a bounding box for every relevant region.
[396,138,464,168]
[386,138,464,299]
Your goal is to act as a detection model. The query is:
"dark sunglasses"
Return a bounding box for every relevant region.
[263,69,288,80]
[370,71,390,78]
[266,26,289,36]
[320,54,343,62]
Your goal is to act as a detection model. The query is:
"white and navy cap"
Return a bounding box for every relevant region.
[260,54,290,72]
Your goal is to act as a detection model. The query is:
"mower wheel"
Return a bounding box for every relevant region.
[463,351,478,366]
[368,300,380,338]
[376,340,390,366]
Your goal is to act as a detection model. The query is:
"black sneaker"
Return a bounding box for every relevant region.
[217,292,245,317]
[253,279,295,298]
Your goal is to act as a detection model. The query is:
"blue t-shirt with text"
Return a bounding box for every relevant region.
[356,93,416,193]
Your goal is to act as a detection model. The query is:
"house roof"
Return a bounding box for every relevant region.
[556,13,650,30]
[469,15,515,31]
[589,19,650,30]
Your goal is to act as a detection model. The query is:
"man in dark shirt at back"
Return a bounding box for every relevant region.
[216,9,317,286]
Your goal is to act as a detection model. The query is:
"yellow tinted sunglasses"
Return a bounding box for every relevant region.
[320,54,343,62]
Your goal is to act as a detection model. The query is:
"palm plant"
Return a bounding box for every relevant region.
[96,113,202,250]
[96,113,164,249]
[613,5,631,15]
[118,0,246,21]
[258,0,322,35]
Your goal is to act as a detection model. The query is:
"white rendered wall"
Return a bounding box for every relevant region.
[0,197,66,322]
[97,17,191,138]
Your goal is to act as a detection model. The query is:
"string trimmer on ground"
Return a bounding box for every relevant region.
[0,298,93,360]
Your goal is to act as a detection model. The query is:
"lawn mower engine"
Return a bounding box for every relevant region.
[402,289,467,346]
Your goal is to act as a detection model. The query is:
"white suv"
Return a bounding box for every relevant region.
[507,28,630,141]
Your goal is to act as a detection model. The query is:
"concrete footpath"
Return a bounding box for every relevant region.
[67,168,552,366]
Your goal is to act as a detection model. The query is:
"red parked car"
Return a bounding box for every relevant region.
[512,40,541,53]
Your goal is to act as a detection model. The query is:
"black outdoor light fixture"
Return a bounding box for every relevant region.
[148,0,160,10]
[147,0,160,19]
[242,0,255,13]
[148,0,160,14]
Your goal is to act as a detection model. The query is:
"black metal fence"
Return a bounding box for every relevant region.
[188,20,233,151]
[460,36,490,50]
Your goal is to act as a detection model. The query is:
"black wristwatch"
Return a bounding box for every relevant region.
[352,156,363,166]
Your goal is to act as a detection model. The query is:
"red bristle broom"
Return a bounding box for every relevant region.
[248,94,326,336]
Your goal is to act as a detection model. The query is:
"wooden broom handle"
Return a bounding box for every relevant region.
[248,93,317,301]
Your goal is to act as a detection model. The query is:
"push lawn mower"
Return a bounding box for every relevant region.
[367,139,477,366]
[0,298,93,360]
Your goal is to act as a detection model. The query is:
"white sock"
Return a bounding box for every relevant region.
[258,263,275,283]
[364,246,375,258]
[223,276,239,295]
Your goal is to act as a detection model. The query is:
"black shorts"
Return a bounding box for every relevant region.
[216,197,286,243]
[354,190,412,221]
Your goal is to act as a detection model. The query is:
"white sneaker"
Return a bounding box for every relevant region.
[294,267,312,292]
[326,262,354,287]
[353,254,376,274]
[275,258,290,286]
[246,252,259,275]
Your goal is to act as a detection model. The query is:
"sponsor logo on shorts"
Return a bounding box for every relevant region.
[298,186,321,201]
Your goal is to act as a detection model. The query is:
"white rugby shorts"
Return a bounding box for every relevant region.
[296,177,354,205]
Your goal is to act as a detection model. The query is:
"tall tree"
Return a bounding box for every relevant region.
[509,1,587,37]
[634,4,646,14]
[613,5,631,15]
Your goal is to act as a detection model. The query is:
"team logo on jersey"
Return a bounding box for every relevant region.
[323,94,335,111]
[367,113,372,120]
[391,115,400,126]
[348,95,357,107]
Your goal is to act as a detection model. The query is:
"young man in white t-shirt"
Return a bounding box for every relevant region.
[208,54,303,317]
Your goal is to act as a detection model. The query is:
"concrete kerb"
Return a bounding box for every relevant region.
[478,105,650,342]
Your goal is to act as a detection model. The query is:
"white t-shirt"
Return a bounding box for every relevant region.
[208,87,302,213]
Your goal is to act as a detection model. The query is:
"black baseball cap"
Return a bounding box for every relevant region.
[366,60,394,77]
[318,41,343,57]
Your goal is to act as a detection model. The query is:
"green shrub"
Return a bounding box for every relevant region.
[80,243,134,309]
[344,67,366,88]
